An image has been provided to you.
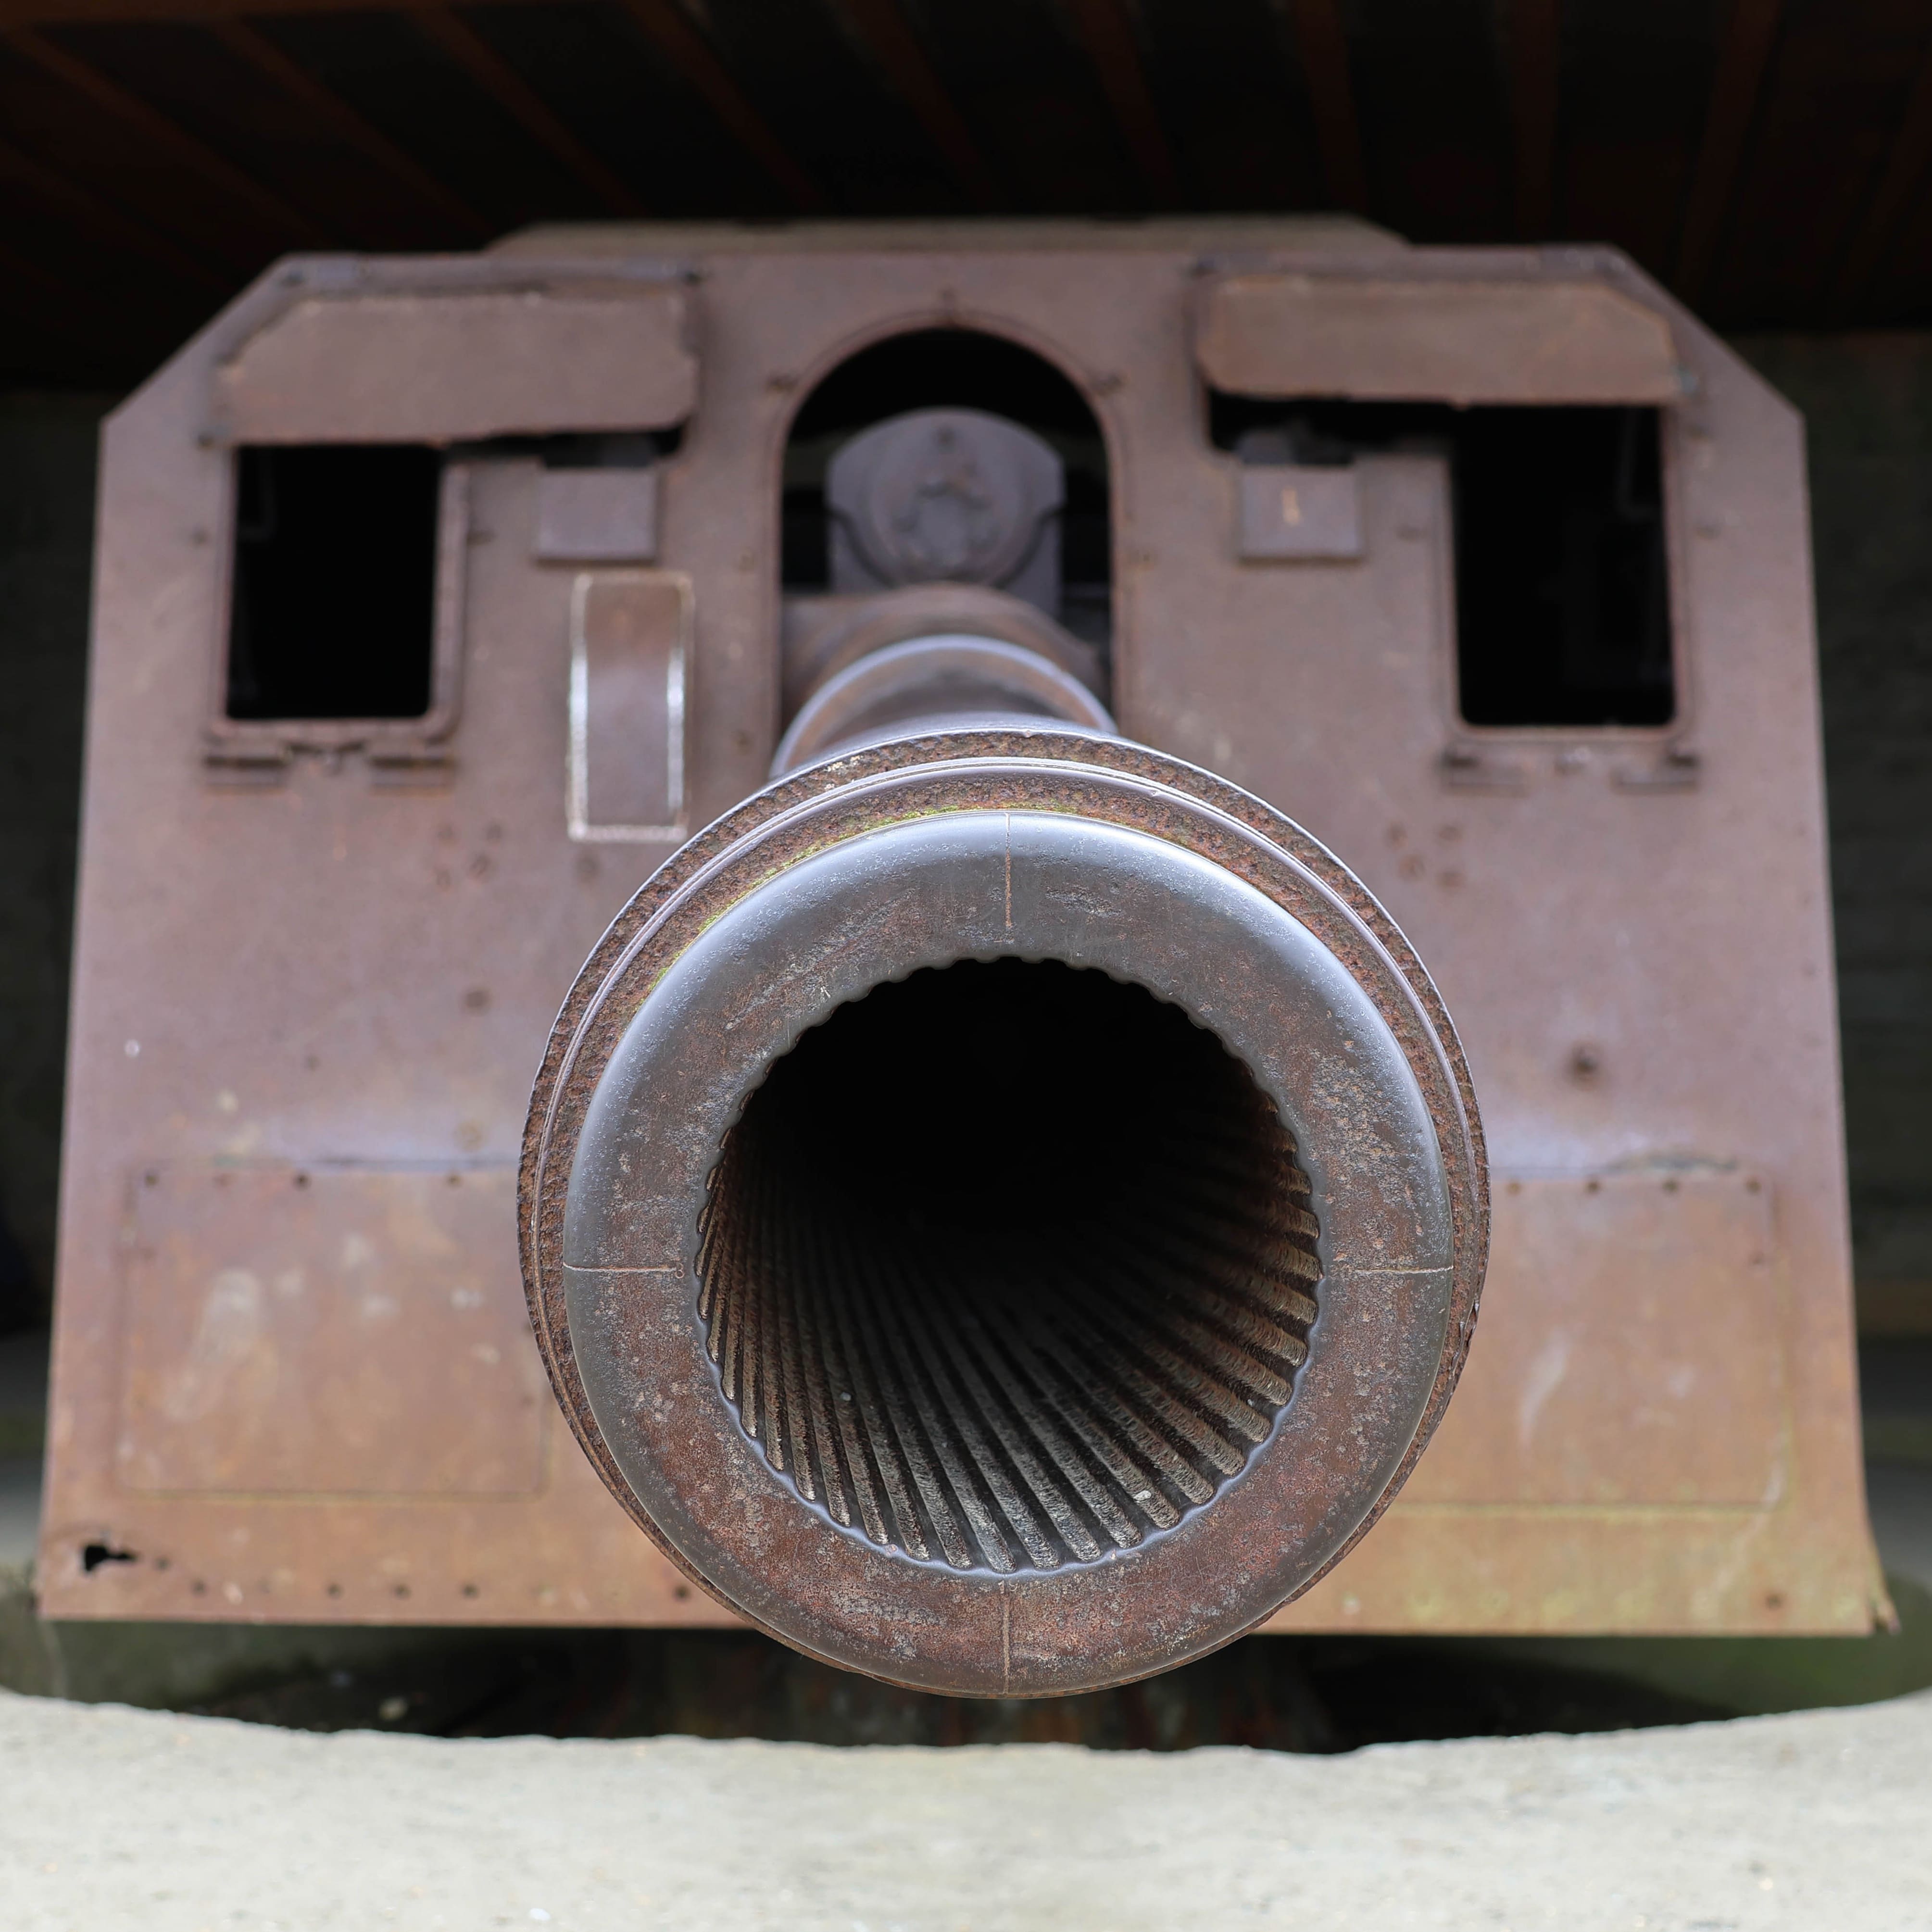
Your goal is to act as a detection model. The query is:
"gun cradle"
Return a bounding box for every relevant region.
[40,221,1881,1676]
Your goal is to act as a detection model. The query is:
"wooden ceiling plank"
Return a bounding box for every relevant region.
[611,0,826,212]
[1059,0,1180,208]
[1284,0,1366,213]
[408,4,648,216]
[0,0,545,24]
[1829,34,1932,318]
[0,126,230,291]
[1507,0,1558,239]
[6,23,333,242]
[210,17,491,238]
[829,0,999,209]
[1673,0,1781,304]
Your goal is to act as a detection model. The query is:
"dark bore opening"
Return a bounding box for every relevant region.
[697,959,1320,1574]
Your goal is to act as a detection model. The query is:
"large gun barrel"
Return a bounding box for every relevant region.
[522,628,1486,1695]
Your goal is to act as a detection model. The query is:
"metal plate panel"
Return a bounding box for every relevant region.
[117,1165,546,1496]
[567,570,689,841]
[1401,1171,1783,1505]
[1197,275,1682,403]
[212,290,696,444]
[534,469,659,564]
[1266,1505,1877,1634]
[1237,465,1364,560]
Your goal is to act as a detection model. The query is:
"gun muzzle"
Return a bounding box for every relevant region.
[522,640,1485,1696]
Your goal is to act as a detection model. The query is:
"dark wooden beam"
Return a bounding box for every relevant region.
[1285,0,1366,213]
[0,0,548,16]
[1829,33,1932,319]
[5,23,332,243]
[1506,0,1558,239]
[0,126,230,291]
[1060,0,1180,208]
[1673,0,1781,305]
[409,4,648,216]
[612,0,824,212]
[832,0,999,210]
[210,17,491,238]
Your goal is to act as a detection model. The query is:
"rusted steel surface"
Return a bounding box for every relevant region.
[781,582,1106,723]
[118,1164,548,1499]
[39,219,1882,1640]
[1267,1166,1873,1634]
[768,635,1114,774]
[1403,1171,1782,1509]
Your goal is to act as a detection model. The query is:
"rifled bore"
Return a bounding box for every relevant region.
[696,960,1320,1573]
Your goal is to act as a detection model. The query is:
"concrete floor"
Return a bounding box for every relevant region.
[1,1681,1928,1931]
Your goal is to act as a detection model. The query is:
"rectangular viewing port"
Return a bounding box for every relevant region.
[1214,398,1675,729]
[225,444,444,723]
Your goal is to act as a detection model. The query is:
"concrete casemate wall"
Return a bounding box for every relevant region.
[1737,336,1932,1332]
[0,394,106,1333]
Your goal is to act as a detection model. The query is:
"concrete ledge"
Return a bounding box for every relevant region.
[3,1684,1929,1929]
